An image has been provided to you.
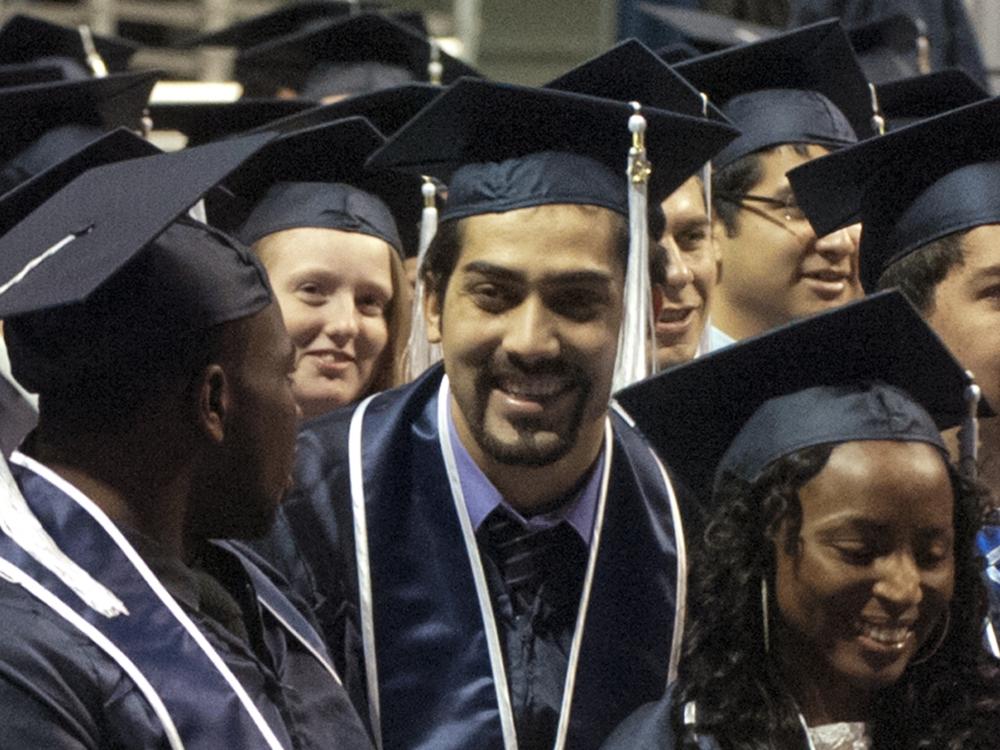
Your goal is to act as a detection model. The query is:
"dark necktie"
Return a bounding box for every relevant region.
[482,509,588,618]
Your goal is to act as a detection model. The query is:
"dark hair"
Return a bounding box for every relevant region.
[713,144,812,237]
[420,205,634,304]
[675,444,1000,749]
[877,232,968,314]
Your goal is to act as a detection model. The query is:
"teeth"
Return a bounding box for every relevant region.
[500,376,566,398]
[859,622,911,649]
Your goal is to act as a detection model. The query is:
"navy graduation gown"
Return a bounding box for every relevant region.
[262,364,687,750]
[0,452,371,750]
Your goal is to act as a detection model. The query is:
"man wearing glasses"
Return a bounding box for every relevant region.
[675,20,872,345]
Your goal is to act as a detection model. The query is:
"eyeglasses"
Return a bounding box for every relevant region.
[716,191,807,224]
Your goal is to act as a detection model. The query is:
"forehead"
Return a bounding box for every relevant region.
[799,440,953,527]
[950,223,1000,275]
[455,203,624,279]
[755,144,831,191]
[662,175,706,217]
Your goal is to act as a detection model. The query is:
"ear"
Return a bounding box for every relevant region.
[196,364,230,444]
[423,285,444,345]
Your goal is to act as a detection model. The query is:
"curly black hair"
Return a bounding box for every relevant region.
[673,444,1000,749]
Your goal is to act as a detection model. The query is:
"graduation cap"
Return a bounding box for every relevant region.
[369,78,739,387]
[675,19,875,168]
[544,38,728,121]
[147,99,317,146]
[0,61,67,88]
[367,78,739,218]
[0,14,138,75]
[0,71,159,193]
[788,95,1000,292]
[0,127,159,237]
[848,13,929,85]
[875,69,988,131]
[219,117,422,258]
[237,12,480,100]
[655,42,700,66]
[0,133,277,393]
[639,2,777,53]
[242,83,441,138]
[183,1,384,49]
[615,290,981,501]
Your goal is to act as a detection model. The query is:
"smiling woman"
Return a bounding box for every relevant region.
[253,225,408,419]
[605,293,1000,750]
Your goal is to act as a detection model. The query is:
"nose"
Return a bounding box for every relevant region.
[663,240,695,288]
[503,295,560,364]
[872,552,923,611]
[814,225,857,265]
[323,292,360,342]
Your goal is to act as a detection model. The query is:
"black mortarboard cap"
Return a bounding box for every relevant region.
[0,127,159,237]
[655,42,700,66]
[875,69,988,131]
[788,95,1000,291]
[367,78,739,221]
[220,117,420,257]
[0,61,67,87]
[148,99,317,146]
[242,83,441,137]
[237,12,480,99]
[545,38,728,121]
[183,1,383,48]
[639,3,777,53]
[848,13,926,84]
[675,19,874,168]
[0,132,274,320]
[0,134,280,394]
[0,14,138,73]
[0,71,159,190]
[616,291,980,501]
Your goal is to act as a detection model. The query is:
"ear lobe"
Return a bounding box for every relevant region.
[197,365,230,443]
[424,288,444,344]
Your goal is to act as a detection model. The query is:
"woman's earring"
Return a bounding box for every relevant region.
[761,576,771,654]
[909,610,951,666]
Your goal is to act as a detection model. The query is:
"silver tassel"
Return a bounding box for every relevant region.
[405,178,443,381]
[959,372,982,481]
[612,102,656,392]
[78,25,109,78]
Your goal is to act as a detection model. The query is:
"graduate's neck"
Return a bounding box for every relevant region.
[451,396,606,517]
[30,419,194,561]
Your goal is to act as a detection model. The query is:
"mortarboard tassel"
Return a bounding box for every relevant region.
[405,177,443,380]
[700,92,713,223]
[915,18,931,76]
[0,452,128,618]
[613,103,656,392]
[869,83,886,136]
[959,373,982,481]
[79,25,109,78]
[428,42,444,86]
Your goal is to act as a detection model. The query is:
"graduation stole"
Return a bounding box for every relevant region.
[0,452,336,750]
[349,370,686,750]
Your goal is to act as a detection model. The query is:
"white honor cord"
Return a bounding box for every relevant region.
[348,394,384,750]
[257,597,342,685]
[986,618,1000,659]
[649,449,687,684]
[0,557,185,750]
[437,376,612,750]
[798,714,819,750]
[9,453,289,750]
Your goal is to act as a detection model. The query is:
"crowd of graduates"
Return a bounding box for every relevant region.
[1,3,1000,749]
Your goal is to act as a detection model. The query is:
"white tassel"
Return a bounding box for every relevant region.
[405,178,443,381]
[959,373,982,481]
[700,92,713,224]
[428,43,444,86]
[0,455,128,618]
[78,25,109,78]
[613,104,656,392]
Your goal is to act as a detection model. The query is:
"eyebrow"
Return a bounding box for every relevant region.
[970,263,1000,282]
[461,261,614,287]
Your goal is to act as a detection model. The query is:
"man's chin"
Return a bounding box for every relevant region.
[478,425,571,467]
